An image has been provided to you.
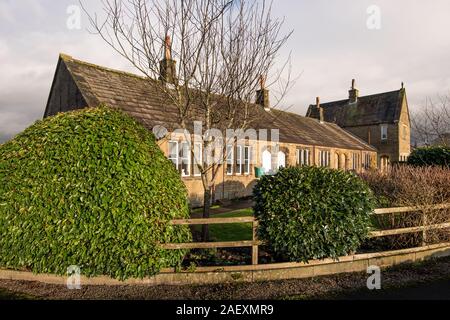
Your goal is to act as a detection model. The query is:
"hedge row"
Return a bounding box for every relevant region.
[0,107,191,280]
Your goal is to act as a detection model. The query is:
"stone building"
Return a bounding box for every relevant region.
[44,54,377,206]
[306,80,411,171]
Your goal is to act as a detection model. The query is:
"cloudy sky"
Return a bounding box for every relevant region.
[1,0,450,142]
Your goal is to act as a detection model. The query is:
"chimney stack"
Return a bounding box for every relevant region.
[256,75,270,111]
[316,97,324,122]
[349,79,359,103]
[306,97,324,122]
[159,35,178,85]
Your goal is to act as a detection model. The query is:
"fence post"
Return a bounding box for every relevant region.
[422,211,428,247]
[252,220,259,265]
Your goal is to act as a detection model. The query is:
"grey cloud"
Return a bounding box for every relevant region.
[1,0,450,139]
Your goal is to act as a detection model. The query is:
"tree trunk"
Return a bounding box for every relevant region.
[201,188,212,241]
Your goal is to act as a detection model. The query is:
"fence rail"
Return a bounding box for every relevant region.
[162,203,450,266]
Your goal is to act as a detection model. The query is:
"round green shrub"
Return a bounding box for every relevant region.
[407,146,450,167]
[253,166,375,262]
[0,107,191,280]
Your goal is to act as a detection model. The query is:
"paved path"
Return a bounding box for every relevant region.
[337,279,450,300]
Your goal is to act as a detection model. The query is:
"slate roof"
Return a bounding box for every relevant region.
[306,90,406,127]
[47,54,376,152]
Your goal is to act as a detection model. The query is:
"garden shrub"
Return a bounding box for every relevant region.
[360,166,450,249]
[0,107,191,280]
[253,166,375,262]
[407,146,450,167]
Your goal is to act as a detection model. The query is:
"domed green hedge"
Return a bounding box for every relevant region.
[407,146,450,167]
[0,107,191,280]
[253,166,375,262]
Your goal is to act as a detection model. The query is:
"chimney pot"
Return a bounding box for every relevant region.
[165,35,172,60]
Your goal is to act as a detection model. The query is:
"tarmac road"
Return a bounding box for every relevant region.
[337,278,450,300]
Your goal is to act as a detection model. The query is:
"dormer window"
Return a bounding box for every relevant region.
[381,125,388,141]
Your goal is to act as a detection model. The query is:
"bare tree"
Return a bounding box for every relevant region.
[412,95,450,147]
[82,0,293,240]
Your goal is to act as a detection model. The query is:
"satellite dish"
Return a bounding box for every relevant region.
[152,125,168,140]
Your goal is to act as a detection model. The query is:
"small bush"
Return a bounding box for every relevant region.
[0,107,191,280]
[253,167,375,262]
[407,146,450,167]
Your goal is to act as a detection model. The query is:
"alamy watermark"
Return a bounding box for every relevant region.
[154,121,281,174]
[66,5,81,30]
[366,5,381,30]
[67,265,81,290]
[367,266,381,290]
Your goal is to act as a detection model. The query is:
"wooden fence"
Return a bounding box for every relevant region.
[161,203,450,266]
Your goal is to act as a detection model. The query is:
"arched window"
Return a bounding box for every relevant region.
[335,153,340,169]
[262,150,272,174]
[277,151,286,169]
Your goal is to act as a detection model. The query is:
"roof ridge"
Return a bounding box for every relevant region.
[56,53,378,152]
[59,53,152,82]
[315,89,402,108]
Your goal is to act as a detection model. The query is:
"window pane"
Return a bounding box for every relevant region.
[180,142,190,176]
[226,145,233,175]
[236,146,242,175]
[168,141,178,169]
[381,125,388,140]
[244,146,251,174]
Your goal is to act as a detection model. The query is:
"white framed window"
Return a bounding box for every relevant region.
[168,141,179,170]
[363,153,371,169]
[236,145,243,175]
[297,149,310,166]
[244,146,251,175]
[319,150,330,167]
[381,125,388,141]
[180,142,191,177]
[193,143,202,177]
[303,149,310,166]
[226,145,234,175]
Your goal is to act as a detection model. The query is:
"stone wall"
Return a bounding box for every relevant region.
[158,139,377,207]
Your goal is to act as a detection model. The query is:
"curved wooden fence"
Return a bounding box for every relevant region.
[162,203,450,266]
[0,204,449,286]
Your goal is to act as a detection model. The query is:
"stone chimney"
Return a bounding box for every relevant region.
[256,75,270,111]
[349,79,359,103]
[307,97,324,122]
[159,35,178,85]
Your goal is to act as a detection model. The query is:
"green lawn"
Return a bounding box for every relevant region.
[193,208,254,242]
